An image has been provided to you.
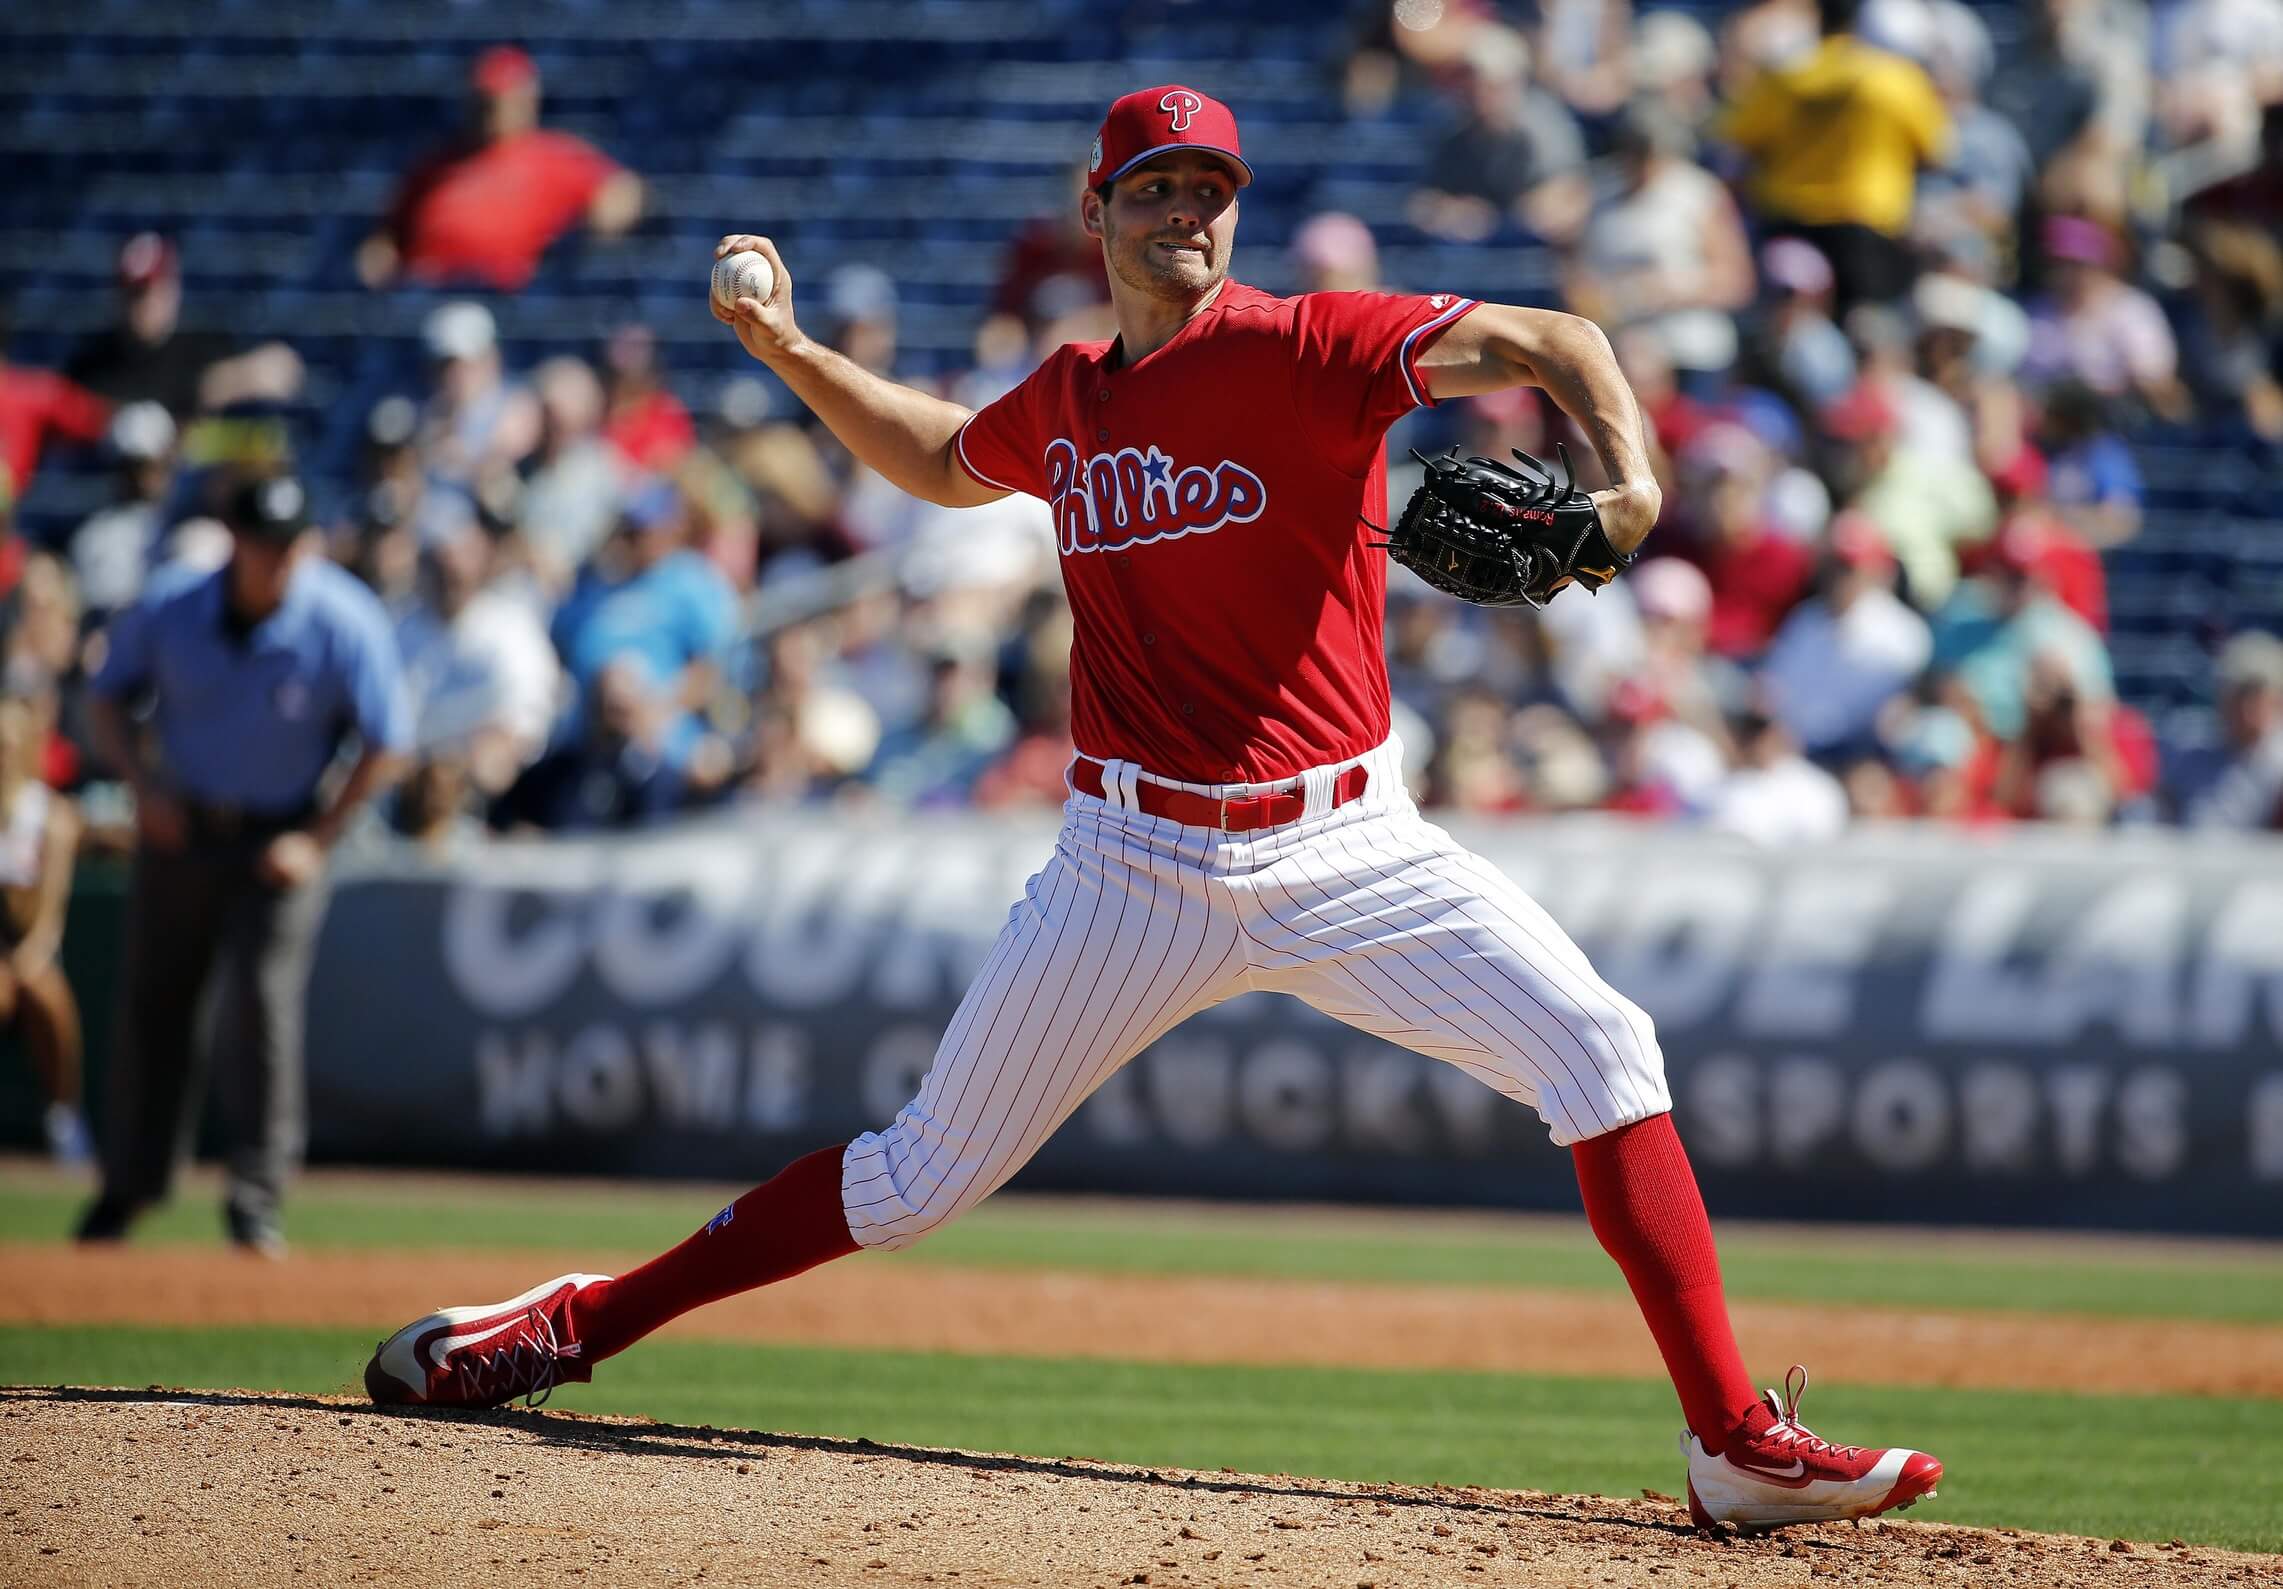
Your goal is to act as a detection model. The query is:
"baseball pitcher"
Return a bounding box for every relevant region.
[368,85,1940,1532]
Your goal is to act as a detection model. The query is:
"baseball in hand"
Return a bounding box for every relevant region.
[712,249,776,310]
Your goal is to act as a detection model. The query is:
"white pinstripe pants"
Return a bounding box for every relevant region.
[842,736,1670,1250]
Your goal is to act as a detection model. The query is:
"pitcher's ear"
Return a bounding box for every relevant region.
[1080,186,1106,241]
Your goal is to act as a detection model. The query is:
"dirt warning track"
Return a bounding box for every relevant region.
[5,1242,2280,1400]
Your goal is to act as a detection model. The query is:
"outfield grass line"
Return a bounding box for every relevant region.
[3,1322,2277,1553]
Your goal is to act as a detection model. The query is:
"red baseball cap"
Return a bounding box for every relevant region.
[1089,85,1252,190]
[471,45,538,95]
[117,231,178,289]
[1826,510,1894,572]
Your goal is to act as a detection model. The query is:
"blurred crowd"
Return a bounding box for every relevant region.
[5,3,2283,871]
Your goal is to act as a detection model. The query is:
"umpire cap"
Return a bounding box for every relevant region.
[224,474,312,543]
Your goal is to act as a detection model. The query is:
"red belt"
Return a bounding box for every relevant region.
[1070,758,1370,832]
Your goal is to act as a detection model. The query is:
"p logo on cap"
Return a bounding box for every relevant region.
[1090,84,1252,189]
[1159,89,1202,131]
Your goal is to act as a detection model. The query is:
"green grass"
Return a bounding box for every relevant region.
[1,1323,2275,1553]
[4,1174,2278,1324]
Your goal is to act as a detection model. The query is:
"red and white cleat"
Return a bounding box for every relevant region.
[1683,1366,1942,1532]
[364,1273,610,1410]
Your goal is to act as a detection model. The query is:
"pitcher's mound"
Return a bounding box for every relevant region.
[0,1387,2260,1587]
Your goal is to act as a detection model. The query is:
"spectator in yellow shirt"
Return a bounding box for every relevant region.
[1719,0,1951,309]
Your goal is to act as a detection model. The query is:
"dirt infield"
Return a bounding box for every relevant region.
[4,1388,2275,1589]
[5,1242,2281,1400]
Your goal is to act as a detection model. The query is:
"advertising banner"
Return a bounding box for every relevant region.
[301,814,2283,1235]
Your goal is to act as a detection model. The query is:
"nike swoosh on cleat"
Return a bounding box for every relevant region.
[1726,1455,1810,1483]
[422,1314,528,1373]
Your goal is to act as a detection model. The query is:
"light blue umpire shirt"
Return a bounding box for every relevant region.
[91,557,414,817]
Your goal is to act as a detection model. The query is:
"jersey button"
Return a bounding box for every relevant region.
[1142,632,1156,646]
[1096,427,1110,442]
[1097,388,1111,402]
[1181,703,1196,716]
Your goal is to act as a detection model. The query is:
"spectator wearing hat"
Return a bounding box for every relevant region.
[514,356,624,597]
[359,45,642,292]
[1624,556,1738,741]
[1823,379,1996,609]
[1670,425,1817,658]
[1632,10,1722,131]
[1843,303,1972,461]
[1531,0,1638,120]
[1929,515,2114,744]
[1912,267,2032,470]
[1716,0,1950,308]
[1912,7,2036,255]
[1290,212,1382,294]
[1566,101,1755,395]
[819,265,906,382]
[1757,510,1933,755]
[66,402,177,621]
[1751,237,1858,411]
[2167,631,2283,827]
[1981,445,2107,631]
[2021,218,2188,420]
[546,479,738,798]
[394,518,563,808]
[1598,675,1730,816]
[76,474,411,1255]
[65,234,302,423]
[418,301,540,494]
[1411,25,1592,244]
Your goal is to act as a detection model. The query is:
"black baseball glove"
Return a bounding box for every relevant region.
[1379,443,1636,608]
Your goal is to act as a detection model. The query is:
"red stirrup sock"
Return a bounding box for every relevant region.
[570,1143,860,1364]
[1571,1112,1762,1455]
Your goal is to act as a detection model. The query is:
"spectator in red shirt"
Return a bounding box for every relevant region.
[992,164,1113,334]
[358,46,643,293]
[598,323,695,472]
[0,310,110,499]
[1975,446,2108,633]
[1671,423,1815,657]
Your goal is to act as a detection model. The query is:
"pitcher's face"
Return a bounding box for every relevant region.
[1087,151,1238,303]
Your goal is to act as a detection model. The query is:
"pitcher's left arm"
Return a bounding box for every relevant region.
[1415,305,1660,556]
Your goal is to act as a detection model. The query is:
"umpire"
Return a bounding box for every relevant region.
[77,474,410,1256]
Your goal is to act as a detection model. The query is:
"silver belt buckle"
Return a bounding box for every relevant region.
[1217,782,1250,830]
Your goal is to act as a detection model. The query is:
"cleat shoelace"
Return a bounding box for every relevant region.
[1755,1364,1863,1464]
[448,1305,584,1408]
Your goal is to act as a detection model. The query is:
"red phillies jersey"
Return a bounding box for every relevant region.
[956,281,1479,783]
[392,130,620,291]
